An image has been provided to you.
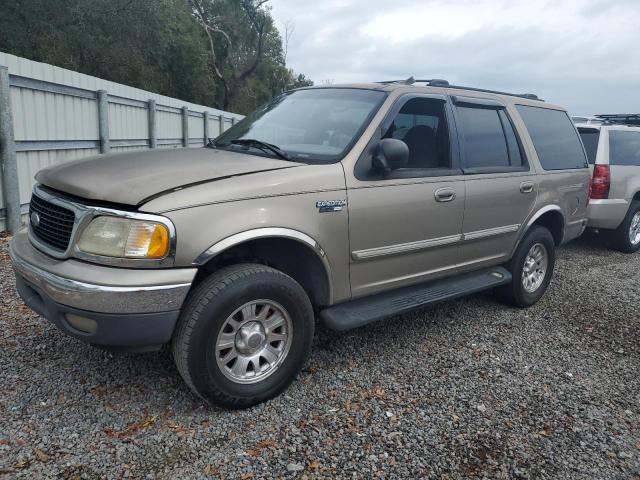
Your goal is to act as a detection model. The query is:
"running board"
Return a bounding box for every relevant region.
[321,267,511,331]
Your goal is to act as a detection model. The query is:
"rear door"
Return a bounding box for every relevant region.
[451,96,538,270]
[347,94,465,298]
[515,105,590,241]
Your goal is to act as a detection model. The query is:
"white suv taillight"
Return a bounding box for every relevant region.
[590,165,610,200]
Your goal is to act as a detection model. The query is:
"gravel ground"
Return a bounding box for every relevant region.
[0,232,639,479]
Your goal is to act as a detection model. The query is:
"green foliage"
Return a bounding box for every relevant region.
[0,0,311,114]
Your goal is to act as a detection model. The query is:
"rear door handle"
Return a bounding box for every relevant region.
[520,182,535,194]
[435,188,456,202]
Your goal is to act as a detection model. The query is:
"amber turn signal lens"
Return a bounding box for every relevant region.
[146,223,169,258]
[124,221,170,258]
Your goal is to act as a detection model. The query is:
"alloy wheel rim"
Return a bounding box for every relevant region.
[215,300,293,384]
[522,243,548,293]
[629,212,640,246]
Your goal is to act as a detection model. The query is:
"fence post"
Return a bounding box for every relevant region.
[0,66,21,234]
[182,106,189,148]
[97,90,110,154]
[148,99,157,149]
[219,115,225,135]
[203,112,209,145]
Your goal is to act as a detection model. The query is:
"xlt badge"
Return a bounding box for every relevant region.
[316,199,346,213]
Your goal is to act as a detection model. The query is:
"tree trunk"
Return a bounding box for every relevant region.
[221,80,231,111]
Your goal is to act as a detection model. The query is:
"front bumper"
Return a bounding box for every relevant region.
[587,199,629,230]
[10,230,196,350]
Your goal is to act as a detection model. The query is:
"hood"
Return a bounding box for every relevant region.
[35,148,299,206]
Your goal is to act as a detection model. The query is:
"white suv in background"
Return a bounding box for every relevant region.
[577,116,640,252]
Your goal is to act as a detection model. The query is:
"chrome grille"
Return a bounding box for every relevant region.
[29,193,75,251]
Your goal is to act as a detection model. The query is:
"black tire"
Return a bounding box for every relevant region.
[172,263,314,409]
[495,225,556,308]
[610,201,640,253]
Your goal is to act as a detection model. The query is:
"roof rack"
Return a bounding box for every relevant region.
[594,114,640,126]
[377,77,448,86]
[376,77,542,101]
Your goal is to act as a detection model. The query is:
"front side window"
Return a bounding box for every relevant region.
[578,127,601,164]
[215,88,386,164]
[609,130,640,166]
[382,98,451,169]
[456,106,524,169]
[516,105,588,170]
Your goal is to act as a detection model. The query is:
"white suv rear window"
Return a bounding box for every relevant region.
[578,128,600,164]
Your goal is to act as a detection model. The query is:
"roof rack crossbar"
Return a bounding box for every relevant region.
[376,77,542,101]
[377,78,442,86]
[377,77,416,85]
[595,113,640,117]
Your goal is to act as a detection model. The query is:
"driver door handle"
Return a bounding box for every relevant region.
[435,188,456,203]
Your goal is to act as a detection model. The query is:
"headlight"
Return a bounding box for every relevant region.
[77,216,170,259]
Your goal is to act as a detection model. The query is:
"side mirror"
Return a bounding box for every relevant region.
[372,138,409,172]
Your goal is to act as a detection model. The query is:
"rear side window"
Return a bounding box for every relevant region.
[516,105,588,170]
[456,106,524,169]
[578,128,601,164]
[609,130,640,166]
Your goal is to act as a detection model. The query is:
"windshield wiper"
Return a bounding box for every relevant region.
[229,138,291,162]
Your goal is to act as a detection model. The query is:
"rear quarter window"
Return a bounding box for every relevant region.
[516,105,588,170]
[609,130,640,166]
[578,128,601,164]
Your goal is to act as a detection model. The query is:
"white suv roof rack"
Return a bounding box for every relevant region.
[595,114,640,126]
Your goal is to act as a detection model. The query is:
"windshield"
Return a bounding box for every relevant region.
[215,88,387,163]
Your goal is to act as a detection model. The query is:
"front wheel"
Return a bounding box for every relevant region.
[495,225,556,308]
[172,264,314,408]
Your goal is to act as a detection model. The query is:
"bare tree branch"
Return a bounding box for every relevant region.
[189,0,226,81]
[187,0,272,108]
[235,0,269,81]
[283,20,294,65]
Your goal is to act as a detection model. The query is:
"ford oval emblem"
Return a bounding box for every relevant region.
[30,211,40,227]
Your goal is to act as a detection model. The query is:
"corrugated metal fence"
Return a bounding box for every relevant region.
[0,51,243,232]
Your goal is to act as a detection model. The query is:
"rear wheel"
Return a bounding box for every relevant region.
[495,226,555,308]
[610,201,640,253]
[172,264,314,408]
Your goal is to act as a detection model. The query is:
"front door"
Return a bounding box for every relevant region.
[451,96,537,269]
[347,95,465,298]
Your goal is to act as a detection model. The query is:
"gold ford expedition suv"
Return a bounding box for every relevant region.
[10,78,590,407]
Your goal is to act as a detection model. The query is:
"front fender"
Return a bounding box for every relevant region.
[161,192,351,304]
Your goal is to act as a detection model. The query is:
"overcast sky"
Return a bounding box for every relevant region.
[269,0,639,115]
